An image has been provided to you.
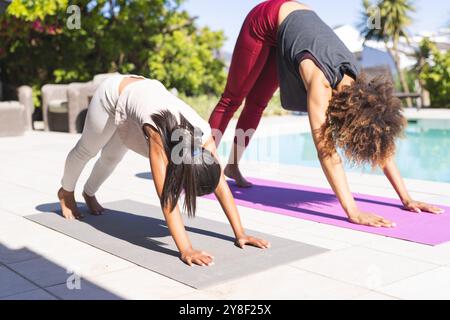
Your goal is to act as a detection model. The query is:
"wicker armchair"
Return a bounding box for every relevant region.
[41,83,69,132]
[0,86,34,137]
[42,81,96,133]
[17,85,33,130]
[67,81,96,133]
[41,73,119,133]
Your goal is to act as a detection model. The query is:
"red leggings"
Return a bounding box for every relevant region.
[208,0,288,146]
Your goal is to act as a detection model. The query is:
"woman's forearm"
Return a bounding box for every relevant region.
[214,173,245,239]
[161,204,193,253]
[203,136,245,239]
[382,157,411,204]
[319,153,359,216]
[151,158,193,254]
[383,157,443,214]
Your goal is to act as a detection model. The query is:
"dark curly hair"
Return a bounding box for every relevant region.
[320,74,407,167]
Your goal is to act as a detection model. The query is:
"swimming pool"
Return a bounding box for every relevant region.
[218,120,450,183]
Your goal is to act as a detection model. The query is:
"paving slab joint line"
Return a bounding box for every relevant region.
[0,208,146,275]
[293,225,382,246]
[285,264,374,295]
[0,179,57,197]
[0,207,31,218]
[0,252,41,266]
[80,264,196,293]
[358,289,402,300]
[287,258,438,294]
[0,262,61,300]
[368,263,443,289]
[272,229,356,247]
[26,219,198,290]
[353,243,446,267]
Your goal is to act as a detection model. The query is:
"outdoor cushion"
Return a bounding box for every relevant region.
[48,99,68,113]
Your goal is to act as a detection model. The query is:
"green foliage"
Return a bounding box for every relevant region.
[403,69,418,93]
[0,0,227,105]
[148,26,226,96]
[418,39,450,108]
[359,0,415,104]
[179,91,287,120]
[264,91,287,116]
[7,0,68,21]
[360,0,414,43]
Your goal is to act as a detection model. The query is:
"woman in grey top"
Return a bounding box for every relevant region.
[208,1,443,228]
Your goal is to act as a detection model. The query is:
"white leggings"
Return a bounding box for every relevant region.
[61,83,128,196]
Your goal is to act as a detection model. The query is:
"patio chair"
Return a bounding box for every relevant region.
[0,86,34,136]
[67,81,96,133]
[362,65,424,109]
[42,81,97,133]
[93,72,120,87]
[41,73,120,133]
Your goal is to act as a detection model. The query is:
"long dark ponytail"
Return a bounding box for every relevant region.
[151,110,221,217]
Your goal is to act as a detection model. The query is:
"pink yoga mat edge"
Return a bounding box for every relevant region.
[203,177,450,246]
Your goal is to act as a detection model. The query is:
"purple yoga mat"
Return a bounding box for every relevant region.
[203,177,450,245]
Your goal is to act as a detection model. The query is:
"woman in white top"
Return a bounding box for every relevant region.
[58,74,270,267]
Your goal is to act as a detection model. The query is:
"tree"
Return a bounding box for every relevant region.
[417,38,450,108]
[0,0,226,101]
[409,36,432,106]
[359,0,415,106]
[6,0,68,21]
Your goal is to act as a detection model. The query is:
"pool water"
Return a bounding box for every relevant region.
[217,122,450,183]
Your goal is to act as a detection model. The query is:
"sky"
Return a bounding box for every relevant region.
[181,0,450,52]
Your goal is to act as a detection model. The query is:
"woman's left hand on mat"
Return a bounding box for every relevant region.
[235,235,271,249]
[403,199,444,214]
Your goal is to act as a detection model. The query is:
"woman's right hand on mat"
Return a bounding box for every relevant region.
[180,248,215,267]
[235,234,271,249]
[348,210,396,228]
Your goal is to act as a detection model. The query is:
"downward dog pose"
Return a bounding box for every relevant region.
[209,0,443,226]
[58,74,269,266]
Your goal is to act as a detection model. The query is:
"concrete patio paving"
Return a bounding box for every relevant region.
[1,115,450,300]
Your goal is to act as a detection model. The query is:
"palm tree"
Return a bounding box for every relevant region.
[359,0,415,106]
[410,38,433,106]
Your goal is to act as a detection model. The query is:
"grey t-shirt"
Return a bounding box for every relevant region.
[277,10,361,112]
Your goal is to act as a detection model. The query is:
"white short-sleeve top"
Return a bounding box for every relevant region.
[106,76,212,157]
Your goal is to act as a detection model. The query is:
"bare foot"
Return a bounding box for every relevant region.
[57,187,84,220]
[224,164,253,188]
[82,191,105,215]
